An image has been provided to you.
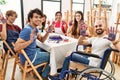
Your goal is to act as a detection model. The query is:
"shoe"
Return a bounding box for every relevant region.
[48,74,60,80]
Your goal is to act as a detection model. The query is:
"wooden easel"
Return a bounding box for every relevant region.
[88,0,109,36]
[112,13,120,65]
[64,0,74,23]
[86,0,110,53]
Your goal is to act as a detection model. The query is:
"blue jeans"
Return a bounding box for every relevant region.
[59,52,89,79]
[33,48,50,77]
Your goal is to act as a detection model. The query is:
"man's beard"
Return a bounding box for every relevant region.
[96,29,104,35]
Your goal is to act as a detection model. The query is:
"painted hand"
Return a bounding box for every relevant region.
[46,21,55,33]
[69,20,73,26]
[80,24,87,36]
[107,27,117,41]
[1,17,6,23]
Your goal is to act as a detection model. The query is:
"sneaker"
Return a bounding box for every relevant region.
[48,74,60,80]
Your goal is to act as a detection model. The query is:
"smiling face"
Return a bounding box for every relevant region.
[55,12,62,21]
[6,10,17,24]
[94,20,105,35]
[7,14,17,23]
[30,13,42,27]
[75,13,82,22]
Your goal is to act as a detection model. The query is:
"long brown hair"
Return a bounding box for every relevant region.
[71,11,84,36]
[42,14,47,27]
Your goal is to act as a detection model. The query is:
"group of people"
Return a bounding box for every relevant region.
[0,8,120,80]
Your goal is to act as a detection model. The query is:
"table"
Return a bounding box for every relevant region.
[36,33,78,75]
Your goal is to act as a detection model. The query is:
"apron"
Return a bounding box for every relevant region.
[54,21,64,35]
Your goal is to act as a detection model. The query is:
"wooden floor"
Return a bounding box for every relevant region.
[1,58,120,80]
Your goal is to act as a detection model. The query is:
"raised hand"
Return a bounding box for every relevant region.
[1,17,6,23]
[80,23,87,36]
[47,20,50,26]
[30,29,36,42]
[46,21,55,33]
[69,20,73,26]
[107,26,117,41]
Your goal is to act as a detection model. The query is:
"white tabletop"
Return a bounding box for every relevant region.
[36,33,78,75]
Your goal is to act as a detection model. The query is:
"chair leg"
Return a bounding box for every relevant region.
[22,61,27,80]
[2,50,5,69]
[11,58,17,80]
[3,51,10,80]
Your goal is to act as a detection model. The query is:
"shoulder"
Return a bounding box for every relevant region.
[20,25,31,34]
[14,24,21,29]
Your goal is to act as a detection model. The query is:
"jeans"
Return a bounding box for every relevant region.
[59,52,89,79]
[33,48,50,77]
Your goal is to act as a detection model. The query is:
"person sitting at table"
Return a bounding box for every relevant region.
[0,10,21,55]
[49,20,118,80]
[67,11,91,52]
[14,8,51,80]
[67,11,89,39]
[37,14,47,32]
[53,11,68,35]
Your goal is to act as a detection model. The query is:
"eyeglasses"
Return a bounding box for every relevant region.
[95,24,102,28]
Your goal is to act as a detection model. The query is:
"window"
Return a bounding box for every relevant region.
[72,0,85,13]
[41,0,61,21]
[93,0,113,9]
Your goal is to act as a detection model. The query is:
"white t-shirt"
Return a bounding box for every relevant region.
[88,36,113,67]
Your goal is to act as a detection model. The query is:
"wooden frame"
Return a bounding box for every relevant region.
[11,43,47,80]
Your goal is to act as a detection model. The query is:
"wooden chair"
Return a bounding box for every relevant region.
[0,38,16,80]
[0,48,5,80]
[11,43,47,80]
[112,13,120,65]
[2,40,16,80]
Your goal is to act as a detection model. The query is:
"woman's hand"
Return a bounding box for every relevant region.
[46,21,55,33]
[80,24,87,37]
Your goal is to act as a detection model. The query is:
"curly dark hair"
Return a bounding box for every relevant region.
[27,8,43,22]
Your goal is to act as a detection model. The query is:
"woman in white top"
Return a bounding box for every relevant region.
[53,11,68,35]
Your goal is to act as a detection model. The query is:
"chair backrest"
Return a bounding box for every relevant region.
[11,42,46,80]
[100,48,112,69]
[3,40,15,56]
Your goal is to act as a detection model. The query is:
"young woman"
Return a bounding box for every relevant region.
[54,11,68,35]
[67,11,89,39]
[0,10,21,55]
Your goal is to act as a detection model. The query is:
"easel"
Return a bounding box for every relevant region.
[87,0,109,36]
[112,13,120,65]
[64,0,74,23]
[85,0,110,53]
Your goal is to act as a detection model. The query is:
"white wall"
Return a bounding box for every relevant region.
[61,0,93,21]
[1,0,118,28]
[23,0,41,25]
[0,0,22,28]
[109,0,120,27]
[61,0,70,15]
[84,0,92,21]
